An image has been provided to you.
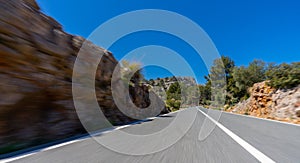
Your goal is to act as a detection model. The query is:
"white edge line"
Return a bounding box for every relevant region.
[222,110,300,127]
[198,108,275,163]
[0,153,36,163]
[0,109,183,163]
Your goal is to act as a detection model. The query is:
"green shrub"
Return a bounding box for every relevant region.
[266,62,300,89]
[166,82,181,110]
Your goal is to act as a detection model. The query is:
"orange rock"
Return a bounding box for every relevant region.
[295,101,300,107]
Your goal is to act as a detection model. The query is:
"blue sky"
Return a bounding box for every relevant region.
[36,0,300,83]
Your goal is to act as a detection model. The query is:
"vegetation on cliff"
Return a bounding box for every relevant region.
[166,82,181,111]
[145,77,199,111]
[199,56,300,108]
[266,62,300,89]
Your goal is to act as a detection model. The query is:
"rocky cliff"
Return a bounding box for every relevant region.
[228,81,300,124]
[0,0,165,154]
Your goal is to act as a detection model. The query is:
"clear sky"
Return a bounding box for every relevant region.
[36,0,300,83]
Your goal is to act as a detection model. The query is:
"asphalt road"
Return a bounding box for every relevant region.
[2,107,300,163]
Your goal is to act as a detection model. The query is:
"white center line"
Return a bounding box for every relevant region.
[198,108,275,163]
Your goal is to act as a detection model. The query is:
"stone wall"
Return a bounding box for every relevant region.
[0,0,166,154]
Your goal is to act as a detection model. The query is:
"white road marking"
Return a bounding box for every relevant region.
[0,153,36,163]
[0,139,85,163]
[40,140,81,151]
[0,109,183,163]
[223,111,300,127]
[198,108,276,163]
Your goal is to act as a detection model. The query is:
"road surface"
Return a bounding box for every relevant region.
[2,107,300,163]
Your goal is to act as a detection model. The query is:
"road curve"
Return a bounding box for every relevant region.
[2,107,300,163]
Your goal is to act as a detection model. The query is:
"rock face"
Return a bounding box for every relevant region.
[229,81,300,124]
[270,85,300,122]
[0,0,165,154]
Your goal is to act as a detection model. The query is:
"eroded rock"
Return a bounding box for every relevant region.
[229,81,300,124]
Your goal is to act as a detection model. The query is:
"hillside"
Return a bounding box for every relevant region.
[144,77,198,110]
[145,76,196,90]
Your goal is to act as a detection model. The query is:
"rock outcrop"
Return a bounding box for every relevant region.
[270,85,300,122]
[0,0,165,154]
[228,81,300,124]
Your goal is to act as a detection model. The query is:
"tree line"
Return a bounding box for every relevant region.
[121,57,300,111]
